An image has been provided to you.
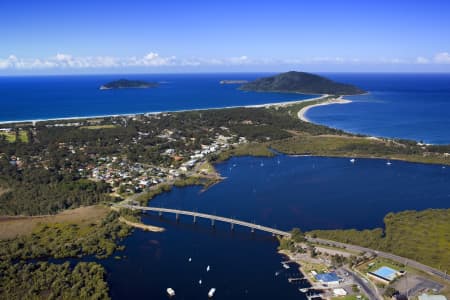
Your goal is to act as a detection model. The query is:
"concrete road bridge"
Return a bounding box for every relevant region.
[118,204,291,237]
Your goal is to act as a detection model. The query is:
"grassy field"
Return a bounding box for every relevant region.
[0,205,109,240]
[308,209,450,271]
[0,131,16,142]
[269,134,450,165]
[215,142,274,162]
[18,130,28,142]
[0,130,29,143]
[198,161,217,174]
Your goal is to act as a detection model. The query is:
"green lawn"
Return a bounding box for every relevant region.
[0,131,16,142]
[18,130,28,143]
[0,130,29,143]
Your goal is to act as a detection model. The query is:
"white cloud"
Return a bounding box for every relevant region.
[0,55,20,69]
[433,52,450,64]
[139,52,177,66]
[2,51,450,71]
[55,53,72,61]
[227,55,250,64]
[415,56,429,64]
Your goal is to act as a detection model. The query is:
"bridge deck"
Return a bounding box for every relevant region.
[119,204,291,237]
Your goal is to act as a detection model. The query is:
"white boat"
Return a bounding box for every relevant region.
[350,158,355,163]
[188,257,192,262]
[166,288,175,297]
[275,271,280,276]
[281,262,290,269]
[260,162,264,167]
[208,288,216,298]
[299,288,308,293]
[199,279,202,285]
[206,265,211,272]
[386,161,392,166]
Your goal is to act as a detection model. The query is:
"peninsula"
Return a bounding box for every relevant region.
[240,71,365,95]
[100,79,158,90]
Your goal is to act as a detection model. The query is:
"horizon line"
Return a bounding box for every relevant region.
[2,70,450,77]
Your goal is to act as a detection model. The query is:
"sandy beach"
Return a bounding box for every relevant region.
[298,96,352,123]
[0,94,327,126]
[244,94,329,108]
[119,217,165,232]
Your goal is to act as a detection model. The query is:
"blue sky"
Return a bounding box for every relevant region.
[1,0,450,74]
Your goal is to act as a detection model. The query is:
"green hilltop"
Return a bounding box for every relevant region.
[240,71,365,95]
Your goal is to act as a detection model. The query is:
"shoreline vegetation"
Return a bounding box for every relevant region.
[307,209,450,272]
[0,72,449,298]
[0,207,130,299]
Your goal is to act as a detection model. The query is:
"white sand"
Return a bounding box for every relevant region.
[298,96,352,123]
[0,94,328,125]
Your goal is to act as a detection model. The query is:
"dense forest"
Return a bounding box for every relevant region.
[0,210,130,299]
[308,209,450,271]
[0,211,131,260]
[0,261,110,299]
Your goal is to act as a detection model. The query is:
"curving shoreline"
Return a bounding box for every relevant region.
[119,217,165,232]
[0,94,348,126]
[0,95,322,125]
[297,96,352,123]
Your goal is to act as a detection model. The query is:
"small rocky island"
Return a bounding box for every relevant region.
[100,79,158,90]
[240,71,365,95]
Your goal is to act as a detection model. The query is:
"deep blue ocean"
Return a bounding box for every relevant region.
[3,73,449,299]
[0,74,312,122]
[1,73,449,144]
[309,73,450,144]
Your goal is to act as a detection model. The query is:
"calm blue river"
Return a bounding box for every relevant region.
[99,155,449,299]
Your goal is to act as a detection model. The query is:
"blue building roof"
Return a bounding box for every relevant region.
[315,272,341,282]
[371,266,398,281]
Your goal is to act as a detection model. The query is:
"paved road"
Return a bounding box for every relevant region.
[343,267,382,300]
[309,237,449,282]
